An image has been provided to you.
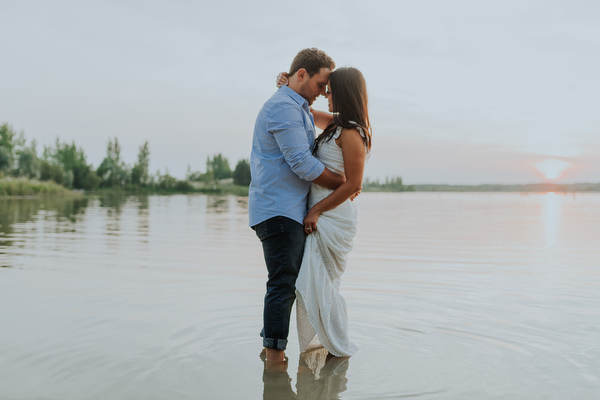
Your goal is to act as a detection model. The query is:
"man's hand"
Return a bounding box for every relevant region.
[312,169,346,191]
[349,186,363,201]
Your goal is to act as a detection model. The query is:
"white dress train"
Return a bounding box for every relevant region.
[295,126,366,357]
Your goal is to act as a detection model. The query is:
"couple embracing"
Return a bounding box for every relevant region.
[249,48,372,364]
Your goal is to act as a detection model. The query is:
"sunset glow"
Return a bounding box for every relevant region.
[535,159,571,180]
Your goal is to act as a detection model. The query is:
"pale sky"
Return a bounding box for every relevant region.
[1,0,599,184]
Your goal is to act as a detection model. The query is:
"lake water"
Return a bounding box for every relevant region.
[1,192,599,399]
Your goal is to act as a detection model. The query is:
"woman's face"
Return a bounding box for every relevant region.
[325,81,333,112]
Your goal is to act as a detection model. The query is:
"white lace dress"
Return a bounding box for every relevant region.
[295,126,367,357]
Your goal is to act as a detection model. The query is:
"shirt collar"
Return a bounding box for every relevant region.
[279,85,309,110]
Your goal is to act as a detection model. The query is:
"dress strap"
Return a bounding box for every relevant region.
[334,125,366,139]
[355,126,366,138]
[332,126,344,139]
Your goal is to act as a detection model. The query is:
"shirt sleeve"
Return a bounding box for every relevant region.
[266,103,325,182]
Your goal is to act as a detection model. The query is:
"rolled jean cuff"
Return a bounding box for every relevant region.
[263,337,288,351]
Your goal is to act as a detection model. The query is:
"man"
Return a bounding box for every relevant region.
[249,48,345,363]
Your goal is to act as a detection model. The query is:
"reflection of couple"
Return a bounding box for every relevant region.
[249,48,371,363]
[262,347,349,400]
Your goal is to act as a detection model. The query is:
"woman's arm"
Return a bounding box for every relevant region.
[310,108,334,130]
[303,128,366,234]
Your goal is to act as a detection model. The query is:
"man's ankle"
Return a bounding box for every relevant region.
[265,348,285,362]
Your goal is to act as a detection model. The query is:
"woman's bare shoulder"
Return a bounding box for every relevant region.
[339,127,363,140]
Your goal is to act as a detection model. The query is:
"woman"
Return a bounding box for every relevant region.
[278,67,372,357]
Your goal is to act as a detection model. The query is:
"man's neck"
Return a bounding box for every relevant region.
[286,82,309,105]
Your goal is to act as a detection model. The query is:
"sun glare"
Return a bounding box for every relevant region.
[534,159,571,180]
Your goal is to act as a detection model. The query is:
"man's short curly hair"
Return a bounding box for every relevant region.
[289,48,335,78]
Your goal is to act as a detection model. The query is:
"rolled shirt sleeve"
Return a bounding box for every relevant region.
[249,86,326,227]
[266,103,325,182]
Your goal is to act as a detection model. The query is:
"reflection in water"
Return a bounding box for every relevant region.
[262,364,295,400]
[2,193,599,399]
[207,195,230,213]
[542,192,562,247]
[136,196,150,244]
[0,197,89,250]
[99,193,128,238]
[263,348,348,400]
[98,193,128,215]
[0,195,151,267]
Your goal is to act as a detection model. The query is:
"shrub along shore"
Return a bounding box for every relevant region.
[0,178,80,197]
[0,177,250,197]
[0,123,251,197]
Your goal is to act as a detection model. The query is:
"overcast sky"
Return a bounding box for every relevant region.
[2,0,599,184]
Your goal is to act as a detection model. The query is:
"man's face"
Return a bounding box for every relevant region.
[299,68,331,105]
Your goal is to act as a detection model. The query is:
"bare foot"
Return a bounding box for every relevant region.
[264,359,289,372]
[265,348,286,363]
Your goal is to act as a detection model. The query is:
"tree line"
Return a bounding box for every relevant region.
[363,177,413,192]
[0,123,251,192]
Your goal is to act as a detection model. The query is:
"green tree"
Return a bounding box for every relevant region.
[206,154,232,180]
[46,139,98,190]
[39,159,65,184]
[363,176,408,192]
[0,123,25,174]
[17,141,40,179]
[131,141,150,186]
[233,159,251,186]
[0,147,11,172]
[96,138,129,187]
[186,165,204,182]
[81,169,101,190]
[157,170,177,190]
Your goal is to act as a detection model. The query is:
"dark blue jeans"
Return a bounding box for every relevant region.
[253,216,306,351]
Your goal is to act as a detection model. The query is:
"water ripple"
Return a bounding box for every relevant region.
[1,193,600,399]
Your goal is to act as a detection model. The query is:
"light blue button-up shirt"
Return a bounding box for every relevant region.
[249,86,325,227]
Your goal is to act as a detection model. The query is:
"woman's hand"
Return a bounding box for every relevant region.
[303,208,321,234]
[276,72,289,87]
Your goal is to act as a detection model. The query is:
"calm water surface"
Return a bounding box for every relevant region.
[0,193,599,399]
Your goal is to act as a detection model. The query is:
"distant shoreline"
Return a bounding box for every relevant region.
[2,179,600,198]
[395,183,600,193]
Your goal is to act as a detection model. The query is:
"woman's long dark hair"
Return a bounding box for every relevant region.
[313,67,372,155]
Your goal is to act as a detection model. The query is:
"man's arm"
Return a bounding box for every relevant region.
[312,167,345,190]
[268,103,343,184]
